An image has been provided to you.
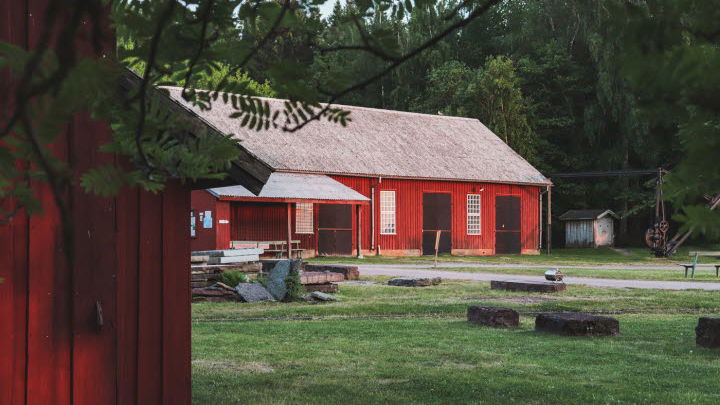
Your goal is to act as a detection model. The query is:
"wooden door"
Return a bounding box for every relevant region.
[317,204,353,255]
[495,196,521,254]
[422,193,452,255]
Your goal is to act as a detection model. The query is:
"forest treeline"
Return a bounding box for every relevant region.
[123,0,707,245]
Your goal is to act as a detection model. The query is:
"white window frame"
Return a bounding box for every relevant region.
[380,190,397,235]
[295,202,314,234]
[467,194,481,235]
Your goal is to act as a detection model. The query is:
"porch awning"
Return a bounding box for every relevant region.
[207,172,370,204]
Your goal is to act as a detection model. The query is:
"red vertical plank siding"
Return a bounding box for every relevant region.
[0,0,28,402]
[137,191,163,405]
[331,176,541,255]
[190,190,218,251]
[215,200,231,249]
[72,112,118,405]
[115,184,139,405]
[162,182,191,405]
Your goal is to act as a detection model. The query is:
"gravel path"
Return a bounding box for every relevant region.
[359,262,683,271]
[355,265,720,291]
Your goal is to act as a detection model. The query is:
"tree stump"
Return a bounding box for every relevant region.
[535,313,619,336]
[696,317,720,348]
[467,306,519,328]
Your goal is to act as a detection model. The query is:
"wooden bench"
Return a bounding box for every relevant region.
[680,251,720,279]
[231,240,304,259]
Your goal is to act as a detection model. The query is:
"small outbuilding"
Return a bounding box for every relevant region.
[559,209,619,248]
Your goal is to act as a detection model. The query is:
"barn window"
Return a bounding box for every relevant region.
[467,194,481,235]
[295,203,314,234]
[380,191,396,235]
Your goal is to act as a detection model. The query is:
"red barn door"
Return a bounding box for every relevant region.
[495,195,521,254]
[317,204,353,255]
[422,193,452,255]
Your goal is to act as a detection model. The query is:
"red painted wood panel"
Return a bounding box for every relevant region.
[137,191,163,405]
[162,182,191,405]
[331,176,541,255]
[115,183,139,405]
[229,202,317,251]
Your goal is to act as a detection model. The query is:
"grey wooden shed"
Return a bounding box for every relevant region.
[559,209,619,248]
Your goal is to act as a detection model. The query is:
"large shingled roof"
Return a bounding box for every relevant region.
[164,88,551,186]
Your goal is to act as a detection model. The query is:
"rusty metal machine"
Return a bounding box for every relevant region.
[644,168,720,257]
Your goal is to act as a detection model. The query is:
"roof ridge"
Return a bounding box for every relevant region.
[160,86,478,122]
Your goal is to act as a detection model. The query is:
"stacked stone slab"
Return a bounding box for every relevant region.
[192,248,263,264]
[388,277,442,287]
[301,271,344,293]
[491,280,566,293]
[304,264,360,280]
[467,306,519,328]
[696,317,720,348]
[535,313,619,336]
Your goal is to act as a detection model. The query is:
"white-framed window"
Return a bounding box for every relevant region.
[295,203,314,234]
[380,190,396,235]
[467,194,481,235]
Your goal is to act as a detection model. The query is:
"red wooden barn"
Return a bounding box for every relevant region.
[171,88,553,257]
[0,3,269,404]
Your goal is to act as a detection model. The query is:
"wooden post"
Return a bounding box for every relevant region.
[286,203,292,258]
[356,205,363,258]
[434,230,441,268]
[546,185,552,255]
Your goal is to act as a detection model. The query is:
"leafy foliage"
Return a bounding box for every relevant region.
[219,270,250,288]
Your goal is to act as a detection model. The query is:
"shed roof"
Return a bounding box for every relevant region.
[207,172,370,203]
[163,88,551,186]
[559,209,619,221]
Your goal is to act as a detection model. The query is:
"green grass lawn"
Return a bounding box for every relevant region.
[307,246,720,266]
[192,280,720,404]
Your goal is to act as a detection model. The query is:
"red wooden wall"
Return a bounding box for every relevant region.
[331,176,541,255]
[0,1,191,404]
[191,177,541,256]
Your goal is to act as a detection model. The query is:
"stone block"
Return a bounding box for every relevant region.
[388,277,442,287]
[265,259,302,301]
[300,271,345,284]
[490,280,566,293]
[696,317,720,348]
[467,306,519,328]
[304,264,360,280]
[304,283,339,293]
[235,283,276,303]
[309,291,338,302]
[535,313,619,336]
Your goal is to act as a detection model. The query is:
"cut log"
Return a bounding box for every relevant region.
[490,280,566,293]
[696,317,720,348]
[304,283,339,293]
[467,306,519,328]
[304,264,359,280]
[535,313,619,336]
[388,277,441,287]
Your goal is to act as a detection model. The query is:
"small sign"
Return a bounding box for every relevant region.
[219,219,229,224]
[203,211,213,229]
